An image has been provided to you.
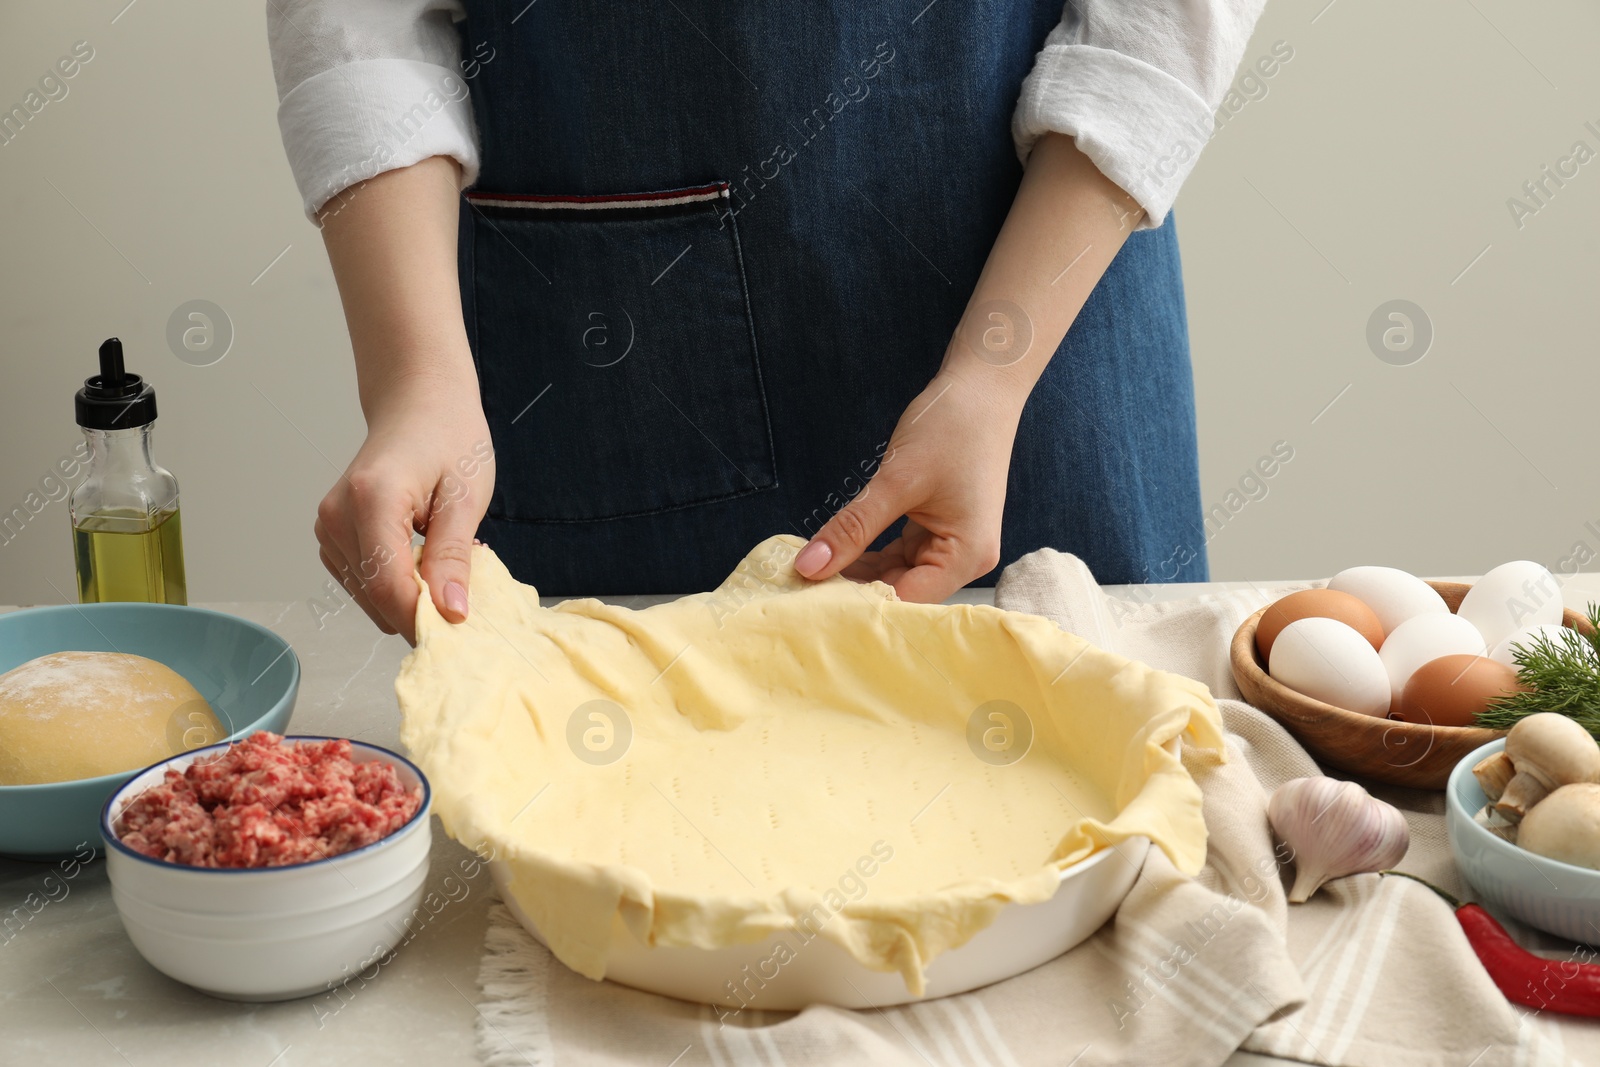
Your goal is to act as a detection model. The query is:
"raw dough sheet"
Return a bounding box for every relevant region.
[396,536,1223,993]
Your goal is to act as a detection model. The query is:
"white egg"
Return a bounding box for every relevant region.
[1327,566,1449,637]
[1378,613,1487,696]
[1457,560,1564,649]
[1269,617,1392,717]
[1490,623,1593,667]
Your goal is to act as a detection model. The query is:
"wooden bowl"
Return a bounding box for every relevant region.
[1231,581,1590,789]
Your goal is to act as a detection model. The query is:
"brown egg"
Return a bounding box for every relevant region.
[1256,589,1385,661]
[1390,654,1527,727]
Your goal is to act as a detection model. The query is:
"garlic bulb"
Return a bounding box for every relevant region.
[1268,777,1411,903]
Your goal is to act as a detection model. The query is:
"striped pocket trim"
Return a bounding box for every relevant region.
[465,182,729,211]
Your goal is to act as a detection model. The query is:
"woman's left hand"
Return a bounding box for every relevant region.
[792,133,1147,603]
[792,366,1023,603]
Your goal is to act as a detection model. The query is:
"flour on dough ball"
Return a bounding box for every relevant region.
[0,651,224,785]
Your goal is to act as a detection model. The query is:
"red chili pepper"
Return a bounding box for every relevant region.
[1386,871,1600,1017]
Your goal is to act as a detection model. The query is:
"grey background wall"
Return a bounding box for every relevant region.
[1,0,1595,606]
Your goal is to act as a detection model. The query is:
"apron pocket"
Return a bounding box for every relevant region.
[465,182,776,523]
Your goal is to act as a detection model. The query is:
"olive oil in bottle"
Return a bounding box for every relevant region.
[73,507,187,604]
[69,338,188,604]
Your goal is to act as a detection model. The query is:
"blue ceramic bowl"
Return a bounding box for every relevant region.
[0,604,298,860]
[1447,738,1600,944]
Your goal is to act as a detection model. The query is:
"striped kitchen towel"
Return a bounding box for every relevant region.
[996,548,1597,1067]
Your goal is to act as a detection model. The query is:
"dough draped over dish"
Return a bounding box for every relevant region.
[396,535,1223,994]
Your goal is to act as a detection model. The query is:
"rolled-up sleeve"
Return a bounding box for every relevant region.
[266,0,481,219]
[1013,1,1268,228]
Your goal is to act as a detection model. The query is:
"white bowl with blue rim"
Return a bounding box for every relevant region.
[101,736,432,1002]
[1447,737,1600,944]
[0,603,299,860]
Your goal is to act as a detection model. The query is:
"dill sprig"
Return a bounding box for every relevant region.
[1476,602,1600,735]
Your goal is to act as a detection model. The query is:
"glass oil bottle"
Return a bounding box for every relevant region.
[69,338,187,604]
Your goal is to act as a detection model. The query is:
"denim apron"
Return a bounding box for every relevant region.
[457,1,1207,595]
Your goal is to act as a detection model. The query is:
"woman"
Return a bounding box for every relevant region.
[268,0,1264,642]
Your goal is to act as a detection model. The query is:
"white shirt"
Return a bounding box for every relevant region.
[267,0,1265,230]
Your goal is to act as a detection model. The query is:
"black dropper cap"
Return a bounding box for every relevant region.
[76,338,157,430]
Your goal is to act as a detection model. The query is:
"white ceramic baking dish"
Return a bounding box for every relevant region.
[493,832,1148,1010]
[489,732,1176,1009]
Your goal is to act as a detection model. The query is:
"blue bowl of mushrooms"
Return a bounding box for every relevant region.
[1447,717,1600,943]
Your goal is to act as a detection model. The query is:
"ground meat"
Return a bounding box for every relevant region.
[116,732,423,868]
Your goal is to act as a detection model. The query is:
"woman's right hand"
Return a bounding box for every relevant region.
[314,379,494,643]
[313,155,488,644]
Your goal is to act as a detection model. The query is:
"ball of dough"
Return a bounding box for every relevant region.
[0,651,225,785]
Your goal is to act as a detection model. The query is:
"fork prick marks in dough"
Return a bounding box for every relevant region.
[910,783,951,825]
[650,782,757,888]
[511,782,550,823]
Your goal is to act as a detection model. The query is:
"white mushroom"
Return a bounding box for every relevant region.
[1473,751,1514,803]
[1517,783,1600,869]
[1494,713,1600,823]
[1472,803,1519,843]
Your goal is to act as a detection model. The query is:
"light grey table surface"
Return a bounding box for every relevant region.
[3,575,1596,1066]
